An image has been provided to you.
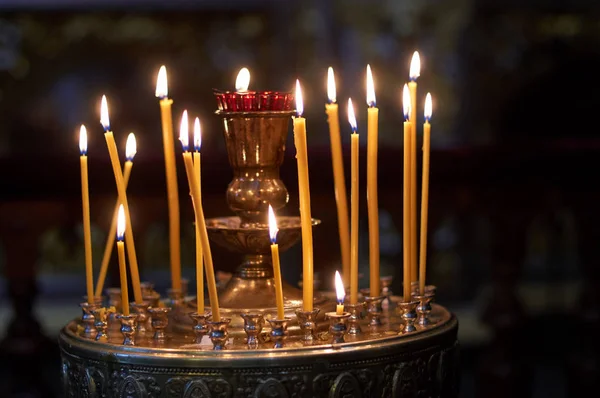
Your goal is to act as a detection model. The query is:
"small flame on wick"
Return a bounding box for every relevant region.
[295,79,304,117]
[409,51,421,81]
[235,67,250,92]
[125,133,137,161]
[117,204,126,241]
[327,67,336,104]
[424,93,433,122]
[194,117,201,152]
[347,98,357,133]
[100,95,110,131]
[366,64,376,107]
[155,65,168,98]
[268,204,278,244]
[79,125,87,155]
[179,110,189,151]
[402,84,411,120]
[335,271,345,304]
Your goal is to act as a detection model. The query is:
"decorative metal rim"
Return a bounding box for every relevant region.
[214,110,296,118]
[205,216,321,232]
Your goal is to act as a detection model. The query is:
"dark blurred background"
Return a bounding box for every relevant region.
[0,0,599,397]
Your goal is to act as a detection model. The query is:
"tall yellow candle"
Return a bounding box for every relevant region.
[179,111,221,321]
[325,67,351,288]
[292,80,314,312]
[101,96,143,304]
[95,133,136,297]
[79,125,94,303]
[419,93,433,295]
[366,64,380,297]
[193,117,204,314]
[334,270,345,315]
[268,205,285,320]
[402,85,412,302]
[116,205,129,315]
[155,66,182,292]
[347,98,359,305]
[408,51,420,283]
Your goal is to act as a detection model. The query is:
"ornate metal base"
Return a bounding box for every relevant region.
[60,301,459,397]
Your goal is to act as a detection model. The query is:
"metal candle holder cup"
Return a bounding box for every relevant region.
[412,285,437,327]
[207,318,231,350]
[91,308,109,341]
[131,301,151,335]
[190,311,212,344]
[397,301,419,334]
[79,302,98,338]
[344,302,366,335]
[266,317,290,349]
[380,276,394,308]
[167,288,184,308]
[326,312,351,344]
[116,314,138,345]
[105,288,122,312]
[148,307,171,341]
[240,313,264,348]
[140,282,155,297]
[364,296,385,327]
[143,291,161,308]
[295,308,320,343]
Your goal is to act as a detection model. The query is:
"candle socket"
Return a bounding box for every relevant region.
[295,308,321,343]
[240,313,264,348]
[190,311,212,344]
[148,307,171,341]
[117,314,138,345]
[140,282,155,297]
[131,301,151,335]
[380,276,394,309]
[91,308,109,341]
[82,295,104,307]
[106,288,122,312]
[344,302,365,335]
[413,285,437,327]
[410,281,419,295]
[364,296,385,328]
[79,302,98,338]
[207,318,231,350]
[167,288,184,308]
[326,312,351,344]
[266,317,290,349]
[397,301,419,334]
[181,278,189,298]
[143,291,161,308]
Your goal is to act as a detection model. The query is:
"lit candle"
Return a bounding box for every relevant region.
[116,205,129,315]
[292,80,314,312]
[408,51,420,284]
[101,96,143,304]
[335,270,345,315]
[79,125,94,303]
[366,64,380,297]
[236,67,250,92]
[155,66,182,293]
[193,117,204,314]
[325,67,351,288]
[179,111,221,321]
[268,205,285,320]
[419,93,433,295]
[347,98,359,305]
[402,85,412,302]
[95,133,136,297]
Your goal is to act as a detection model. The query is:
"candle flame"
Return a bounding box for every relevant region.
[335,270,345,304]
[79,125,87,155]
[235,67,250,92]
[402,84,411,120]
[327,67,336,103]
[295,79,304,116]
[117,204,126,241]
[179,110,189,151]
[409,51,421,81]
[194,117,201,151]
[347,98,357,132]
[100,95,110,131]
[366,64,376,107]
[125,133,137,161]
[155,65,168,98]
[424,93,433,122]
[268,204,278,244]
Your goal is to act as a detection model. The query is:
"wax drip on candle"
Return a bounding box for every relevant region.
[424,93,432,122]
[179,110,189,151]
[79,125,87,155]
[235,68,250,92]
[100,95,110,131]
[125,133,137,162]
[403,84,411,120]
[409,52,421,82]
[366,65,376,108]
[327,67,336,104]
[295,79,304,117]
[155,65,168,99]
[193,117,201,152]
[347,98,357,132]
